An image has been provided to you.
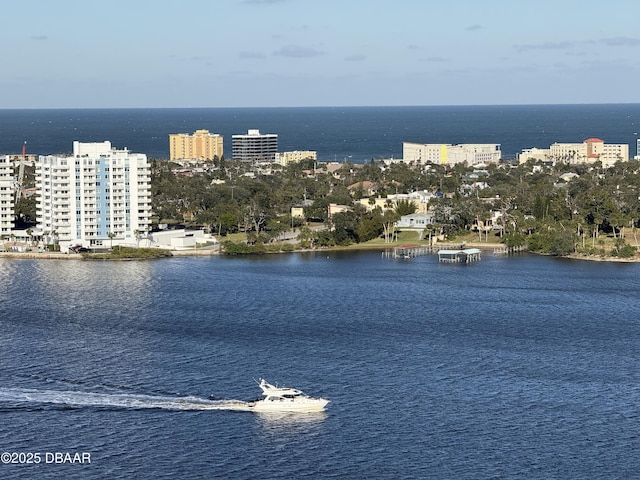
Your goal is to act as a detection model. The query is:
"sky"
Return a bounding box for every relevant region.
[2,0,640,108]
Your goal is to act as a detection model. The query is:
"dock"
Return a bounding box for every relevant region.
[384,243,474,260]
[389,244,432,259]
[493,245,528,255]
[437,248,481,263]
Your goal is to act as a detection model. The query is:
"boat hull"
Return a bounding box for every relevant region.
[249,398,329,413]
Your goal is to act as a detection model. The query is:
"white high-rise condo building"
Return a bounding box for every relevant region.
[232,129,278,162]
[36,141,152,251]
[0,155,15,236]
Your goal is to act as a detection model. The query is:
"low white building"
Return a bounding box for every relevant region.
[396,213,436,229]
[147,229,216,250]
[395,213,439,240]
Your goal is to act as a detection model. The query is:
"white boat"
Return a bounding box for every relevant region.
[248,379,329,413]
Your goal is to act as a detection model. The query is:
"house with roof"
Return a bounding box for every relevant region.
[356,190,437,214]
[559,172,579,182]
[327,203,352,219]
[395,213,438,240]
[347,181,379,197]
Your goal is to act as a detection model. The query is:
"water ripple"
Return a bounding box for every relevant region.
[1,253,640,479]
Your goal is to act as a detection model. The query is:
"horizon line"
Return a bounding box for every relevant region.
[1,102,640,111]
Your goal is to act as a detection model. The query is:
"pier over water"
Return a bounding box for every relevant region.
[385,244,481,263]
[437,248,481,263]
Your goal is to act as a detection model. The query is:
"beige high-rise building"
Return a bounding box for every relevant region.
[518,138,629,167]
[275,150,317,166]
[169,130,223,161]
[403,142,501,165]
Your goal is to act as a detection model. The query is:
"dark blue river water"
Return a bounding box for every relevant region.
[0,251,639,479]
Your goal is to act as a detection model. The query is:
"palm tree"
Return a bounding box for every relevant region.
[381,210,398,243]
[384,199,394,211]
[107,232,116,249]
[394,199,417,217]
[51,230,58,251]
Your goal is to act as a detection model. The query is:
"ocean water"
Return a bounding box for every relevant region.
[0,104,639,161]
[0,252,639,479]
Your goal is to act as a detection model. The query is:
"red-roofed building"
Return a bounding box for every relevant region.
[547,138,628,167]
[519,137,629,166]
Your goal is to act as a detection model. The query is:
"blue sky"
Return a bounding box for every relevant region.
[2,0,639,108]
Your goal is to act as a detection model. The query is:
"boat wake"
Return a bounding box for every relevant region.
[0,387,253,412]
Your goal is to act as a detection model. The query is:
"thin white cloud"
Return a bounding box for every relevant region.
[422,56,450,63]
[344,54,366,62]
[273,45,324,58]
[466,25,482,32]
[515,37,640,54]
[239,51,267,59]
[242,0,287,4]
[31,35,48,41]
[600,37,640,47]
[514,41,574,53]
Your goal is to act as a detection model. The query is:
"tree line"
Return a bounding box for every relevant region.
[150,157,640,257]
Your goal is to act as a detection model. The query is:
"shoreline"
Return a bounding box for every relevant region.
[0,252,74,259]
[0,248,219,260]
[2,244,639,263]
[563,253,640,263]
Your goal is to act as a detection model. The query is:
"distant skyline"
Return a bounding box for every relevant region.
[2,0,640,108]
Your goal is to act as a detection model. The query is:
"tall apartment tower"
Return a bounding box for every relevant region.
[0,155,15,236]
[36,141,152,251]
[169,129,223,161]
[232,129,278,162]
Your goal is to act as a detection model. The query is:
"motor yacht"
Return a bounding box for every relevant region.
[248,379,329,413]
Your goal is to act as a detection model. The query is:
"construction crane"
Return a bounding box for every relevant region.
[14,141,26,202]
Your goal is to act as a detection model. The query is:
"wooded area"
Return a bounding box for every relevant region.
[148,157,640,257]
